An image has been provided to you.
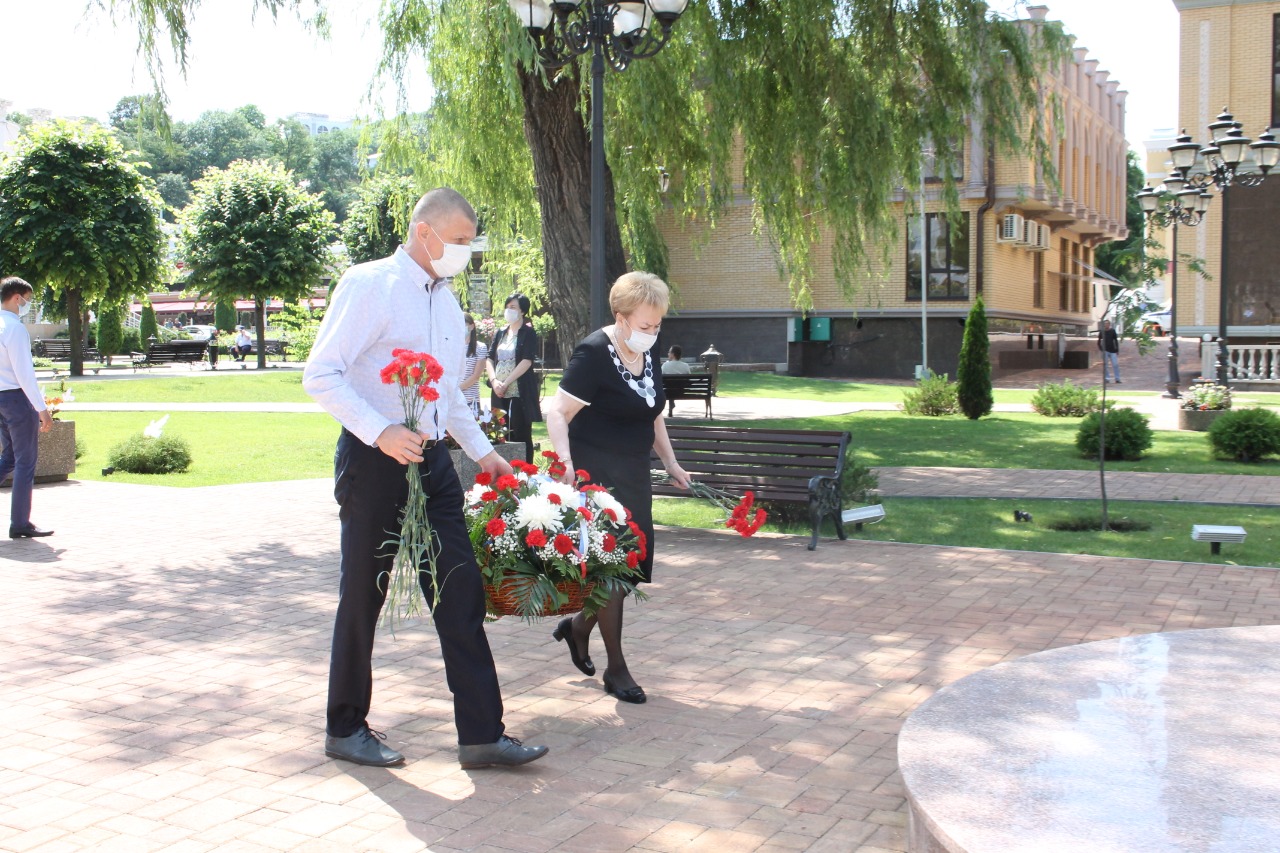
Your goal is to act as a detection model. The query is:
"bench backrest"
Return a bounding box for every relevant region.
[662,374,712,394]
[652,425,849,501]
[37,339,73,354]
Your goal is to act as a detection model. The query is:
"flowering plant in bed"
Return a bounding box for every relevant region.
[465,451,646,621]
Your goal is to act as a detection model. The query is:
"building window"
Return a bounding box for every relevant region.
[921,137,963,182]
[1059,238,1070,310]
[1033,251,1044,308]
[907,213,970,300]
[1274,14,1280,129]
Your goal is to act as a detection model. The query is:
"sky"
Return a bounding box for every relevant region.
[1,0,1180,152]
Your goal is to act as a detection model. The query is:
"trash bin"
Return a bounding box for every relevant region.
[700,344,722,395]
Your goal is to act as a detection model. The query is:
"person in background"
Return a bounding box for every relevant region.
[0,277,54,539]
[543,272,692,704]
[660,345,691,376]
[486,293,540,464]
[460,314,488,416]
[1098,319,1121,384]
[231,326,253,362]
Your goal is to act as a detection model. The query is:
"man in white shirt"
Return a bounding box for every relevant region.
[0,277,54,538]
[304,188,547,770]
[660,344,692,376]
[231,326,253,361]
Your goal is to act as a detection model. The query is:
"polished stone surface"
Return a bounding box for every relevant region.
[900,625,1280,853]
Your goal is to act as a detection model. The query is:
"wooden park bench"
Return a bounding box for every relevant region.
[239,340,291,361]
[651,424,872,550]
[34,339,102,362]
[662,373,713,418]
[131,340,209,371]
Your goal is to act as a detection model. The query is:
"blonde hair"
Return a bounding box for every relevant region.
[609,271,669,316]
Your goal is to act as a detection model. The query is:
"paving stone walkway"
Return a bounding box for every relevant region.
[4,479,1280,853]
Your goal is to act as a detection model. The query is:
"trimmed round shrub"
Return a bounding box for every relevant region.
[902,372,959,416]
[107,433,193,474]
[1207,407,1280,462]
[1075,408,1153,460]
[1031,380,1101,417]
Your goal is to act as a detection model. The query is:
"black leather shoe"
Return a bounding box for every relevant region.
[458,735,548,769]
[325,727,405,767]
[552,617,595,676]
[603,675,647,704]
[9,525,53,539]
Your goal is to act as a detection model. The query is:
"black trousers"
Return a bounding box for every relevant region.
[327,430,505,745]
[492,393,534,464]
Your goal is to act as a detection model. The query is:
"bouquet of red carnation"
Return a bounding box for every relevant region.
[652,472,768,537]
[465,450,647,621]
[378,348,445,630]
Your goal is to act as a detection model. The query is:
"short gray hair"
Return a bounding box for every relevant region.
[411,188,477,227]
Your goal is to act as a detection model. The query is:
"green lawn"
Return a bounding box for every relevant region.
[726,411,1280,476]
[57,371,312,403]
[72,412,338,487]
[653,495,1279,568]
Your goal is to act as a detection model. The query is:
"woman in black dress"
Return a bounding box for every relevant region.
[543,272,691,703]
[486,293,541,464]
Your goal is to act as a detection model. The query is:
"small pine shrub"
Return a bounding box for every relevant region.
[957,296,993,419]
[902,372,959,416]
[122,328,142,355]
[1207,407,1280,462]
[1075,408,1153,460]
[1031,380,1101,417]
[107,433,193,474]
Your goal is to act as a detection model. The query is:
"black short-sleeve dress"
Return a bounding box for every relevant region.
[558,329,666,583]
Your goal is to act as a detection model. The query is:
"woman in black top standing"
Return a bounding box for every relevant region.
[487,293,541,463]
[544,272,691,703]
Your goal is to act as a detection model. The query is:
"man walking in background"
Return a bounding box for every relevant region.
[0,277,54,539]
[1098,319,1121,384]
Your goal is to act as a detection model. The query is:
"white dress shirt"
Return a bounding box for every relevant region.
[0,309,46,412]
[303,248,494,461]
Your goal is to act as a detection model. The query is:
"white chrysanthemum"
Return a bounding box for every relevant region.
[589,489,625,521]
[512,494,563,532]
[464,484,488,506]
[537,479,578,506]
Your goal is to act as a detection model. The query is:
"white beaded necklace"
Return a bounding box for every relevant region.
[606,331,656,407]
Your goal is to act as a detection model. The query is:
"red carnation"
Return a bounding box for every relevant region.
[495,474,519,491]
[576,507,593,521]
[475,472,493,486]
[603,508,618,523]
[391,348,410,358]
[525,529,548,548]
[553,533,575,556]
[418,385,440,402]
[481,490,498,502]
[485,518,507,537]
[575,468,591,482]
[547,493,562,505]
[409,365,423,380]
[602,533,617,553]
[542,450,559,460]
[625,551,640,569]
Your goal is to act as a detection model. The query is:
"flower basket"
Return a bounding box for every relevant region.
[466,452,646,622]
[484,579,596,618]
[1178,408,1227,432]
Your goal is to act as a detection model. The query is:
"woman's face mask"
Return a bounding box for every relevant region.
[619,314,659,353]
[504,308,521,325]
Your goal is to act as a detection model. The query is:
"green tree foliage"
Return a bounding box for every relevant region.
[213,299,237,332]
[308,127,363,221]
[153,172,191,219]
[957,296,992,419]
[97,304,126,364]
[113,1,1066,366]
[0,120,165,376]
[140,302,159,343]
[342,175,415,264]
[180,159,336,368]
[1094,152,1145,284]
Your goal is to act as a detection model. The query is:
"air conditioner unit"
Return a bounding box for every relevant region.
[1023,221,1049,251]
[1019,219,1037,247]
[1036,223,1052,251]
[997,213,1024,243]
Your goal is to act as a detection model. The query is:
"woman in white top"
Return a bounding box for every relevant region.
[460,314,488,415]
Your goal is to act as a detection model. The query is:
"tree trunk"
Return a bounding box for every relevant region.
[67,287,84,378]
[519,65,627,366]
[255,296,267,370]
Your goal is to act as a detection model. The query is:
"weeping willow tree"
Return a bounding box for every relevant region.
[116,0,1067,363]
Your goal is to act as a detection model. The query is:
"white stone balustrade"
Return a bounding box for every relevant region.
[1199,339,1280,384]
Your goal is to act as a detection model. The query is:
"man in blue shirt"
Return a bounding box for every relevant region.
[0,277,54,538]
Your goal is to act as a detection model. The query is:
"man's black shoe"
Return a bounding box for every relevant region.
[324,727,405,767]
[9,525,53,539]
[458,735,548,769]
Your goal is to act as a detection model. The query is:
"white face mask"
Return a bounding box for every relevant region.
[426,223,471,279]
[16,296,32,318]
[620,316,658,353]
[504,308,521,325]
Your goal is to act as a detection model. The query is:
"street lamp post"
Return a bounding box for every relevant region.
[1136,181,1213,398]
[1160,111,1279,386]
[508,0,690,331]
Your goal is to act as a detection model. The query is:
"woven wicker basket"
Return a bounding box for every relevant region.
[484,579,595,619]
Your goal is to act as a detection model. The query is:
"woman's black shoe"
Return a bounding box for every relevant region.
[602,675,646,704]
[552,617,595,676]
